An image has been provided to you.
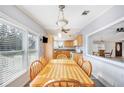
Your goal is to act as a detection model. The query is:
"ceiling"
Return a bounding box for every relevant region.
[90,20,124,42]
[17,5,113,40]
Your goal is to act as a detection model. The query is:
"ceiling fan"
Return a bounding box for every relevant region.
[56,27,70,33]
[61,27,70,33]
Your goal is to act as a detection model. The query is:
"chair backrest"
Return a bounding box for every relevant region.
[43,79,83,87]
[110,49,113,56]
[77,57,84,67]
[30,60,43,80]
[82,61,92,77]
[74,54,82,63]
[40,57,48,66]
[57,54,68,59]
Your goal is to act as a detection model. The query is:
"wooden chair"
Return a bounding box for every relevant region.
[44,57,49,63]
[104,49,113,58]
[43,79,83,87]
[57,54,68,59]
[82,61,92,77]
[30,60,43,80]
[74,54,82,63]
[77,57,84,67]
[40,57,48,66]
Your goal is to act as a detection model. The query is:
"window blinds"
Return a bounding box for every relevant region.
[0,22,24,86]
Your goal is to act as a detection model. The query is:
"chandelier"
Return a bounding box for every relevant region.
[56,5,68,27]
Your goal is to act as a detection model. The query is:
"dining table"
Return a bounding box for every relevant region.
[30,59,95,87]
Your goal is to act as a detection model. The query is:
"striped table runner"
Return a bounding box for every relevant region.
[30,59,95,87]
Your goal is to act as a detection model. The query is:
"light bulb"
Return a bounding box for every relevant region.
[58,33,62,38]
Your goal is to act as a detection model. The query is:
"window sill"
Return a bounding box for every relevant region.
[86,54,124,69]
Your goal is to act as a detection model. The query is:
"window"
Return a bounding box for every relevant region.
[0,18,39,86]
[28,33,38,65]
[0,21,24,86]
[54,40,64,48]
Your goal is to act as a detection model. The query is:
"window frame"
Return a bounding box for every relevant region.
[27,32,39,66]
[0,13,40,86]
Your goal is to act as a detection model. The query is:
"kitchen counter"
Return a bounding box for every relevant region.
[71,51,83,54]
[54,48,83,59]
[53,49,74,59]
[54,48,75,51]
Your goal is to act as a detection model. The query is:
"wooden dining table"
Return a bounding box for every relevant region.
[30,59,95,87]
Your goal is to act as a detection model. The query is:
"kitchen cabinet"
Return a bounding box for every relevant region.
[53,50,70,58]
[73,35,83,46]
[76,35,83,46]
[73,40,77,46]
[64,40,74,47]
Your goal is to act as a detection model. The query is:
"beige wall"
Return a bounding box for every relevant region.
[44,34,54,60]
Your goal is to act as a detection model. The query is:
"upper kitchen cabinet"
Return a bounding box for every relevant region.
[73,35,83,46]
[64,40,74,47]
[73,40,77,46]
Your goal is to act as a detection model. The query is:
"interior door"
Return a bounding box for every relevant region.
[115,42,122,57]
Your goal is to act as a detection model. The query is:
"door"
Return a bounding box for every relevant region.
[115,42,122,57]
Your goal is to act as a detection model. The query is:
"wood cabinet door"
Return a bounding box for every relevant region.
[74,35,83,46]
[73,40,77,46]
[64,40,74,47]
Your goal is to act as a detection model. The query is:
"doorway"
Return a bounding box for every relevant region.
[115,42,122,57]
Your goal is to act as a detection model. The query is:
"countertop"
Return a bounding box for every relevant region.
[54,48,75,51]
[71,51,83,54]
[87,54,124,68]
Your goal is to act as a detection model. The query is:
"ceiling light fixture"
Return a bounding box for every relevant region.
[56,5,68,27]
[58,33,62,38]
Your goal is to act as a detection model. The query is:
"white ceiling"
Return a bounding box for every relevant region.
[90,20,124,42]
[17,5,113,40]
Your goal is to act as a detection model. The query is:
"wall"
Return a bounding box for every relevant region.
[86,55,124,86]
[0,5,47,87]
[44,34,54,60]
[80,6,124,86]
